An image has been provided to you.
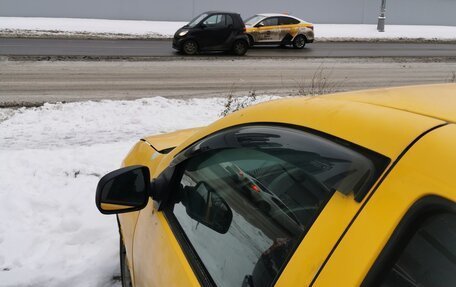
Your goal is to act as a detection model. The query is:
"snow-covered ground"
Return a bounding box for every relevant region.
[0,17,186,39]
[1,17,456,42]
[0,96,279,286]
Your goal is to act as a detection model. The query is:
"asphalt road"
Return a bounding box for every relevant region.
[1,58,455,107]
[1,38,456,58]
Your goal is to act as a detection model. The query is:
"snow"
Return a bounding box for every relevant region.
[316,24,456,42]
[1,16,456,41]
[0,96,275,286]
[0,98,223,149]
[0,17,187,39]
[0,144,129,287]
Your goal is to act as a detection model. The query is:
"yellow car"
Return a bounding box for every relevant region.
[244,13,314,49]
[96,84,456,287]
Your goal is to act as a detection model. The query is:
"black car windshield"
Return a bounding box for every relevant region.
[244,15,266,26]
[188,13,208,28]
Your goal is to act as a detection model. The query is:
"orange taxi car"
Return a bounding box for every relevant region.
[244,13,314,48]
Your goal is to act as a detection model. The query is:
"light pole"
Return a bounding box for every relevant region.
[377,0,386,32]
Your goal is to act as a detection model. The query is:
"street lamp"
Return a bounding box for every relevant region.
[377,0,386,32]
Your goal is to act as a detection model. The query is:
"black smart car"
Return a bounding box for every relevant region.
[173,11,249,56]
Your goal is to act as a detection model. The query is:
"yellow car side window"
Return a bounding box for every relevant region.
[164,125,389,286]
[260,17,279,27]
[381,212,456,286]
[364,197,456,286]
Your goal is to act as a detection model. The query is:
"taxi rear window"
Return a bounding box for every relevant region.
[280,17,300,25]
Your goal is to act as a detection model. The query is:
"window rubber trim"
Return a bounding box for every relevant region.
[161,165,216,287]
[163,215,217,287]
[163,209,216,287]
[361,195,456,286]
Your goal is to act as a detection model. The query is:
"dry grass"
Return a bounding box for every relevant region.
[448,71,456,83]
[220,65,346,116]
[295,65,346,96]
[220,89,257,117]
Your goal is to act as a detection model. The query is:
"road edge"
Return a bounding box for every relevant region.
[2,30,456,44]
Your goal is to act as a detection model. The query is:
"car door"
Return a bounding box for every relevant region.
[198,14,233,50]
[312,124,456,286]
[132,124,389,286]
[365,201,456,286]
[278,16,301,41]
[254,17,281,43]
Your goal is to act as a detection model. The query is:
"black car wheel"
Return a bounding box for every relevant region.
[120,237,133,287]
[182,40,198,55]
[293,35,306,49]
[232,40,248,56]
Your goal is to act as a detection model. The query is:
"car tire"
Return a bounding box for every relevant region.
[292,35,306,49]
[182,40,198,55]
[120,237,133,287]
[232,40,248,56]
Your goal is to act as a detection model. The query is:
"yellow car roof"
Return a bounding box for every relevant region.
[324,83,456,123]
[255,13,310,24]
[164,88,447,163]
[152,84,454,175]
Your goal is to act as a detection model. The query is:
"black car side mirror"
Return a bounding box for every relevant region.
[200,23,207,29]
[96,165,150,214]
[183,181,233,234]
[255,22,264,28]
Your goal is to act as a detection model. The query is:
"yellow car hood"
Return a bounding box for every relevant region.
[142,127,202,153]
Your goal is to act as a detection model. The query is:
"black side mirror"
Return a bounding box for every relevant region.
[255,22,264,28]
[184,181,233,234]
[96,165,150,214]
[200,23,207,29]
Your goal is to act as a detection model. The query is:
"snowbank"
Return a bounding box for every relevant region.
[0,96,275,286]
[0,17,186,36]
[0,17,186,39]
[1,17,456,42]
[316,24,456,42]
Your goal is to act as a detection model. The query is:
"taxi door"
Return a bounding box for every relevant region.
[253,17,281,43]
[312,124,456,286]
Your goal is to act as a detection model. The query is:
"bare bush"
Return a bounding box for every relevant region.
[220,89,257,117]
[296,65,346,96]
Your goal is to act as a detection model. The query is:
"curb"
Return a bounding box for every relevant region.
[2,30,456,44]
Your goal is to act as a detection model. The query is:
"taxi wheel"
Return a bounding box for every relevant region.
[120,238,133,287]
[233,40,248,56]
[182,40,198,55]
[293,35,306,49]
